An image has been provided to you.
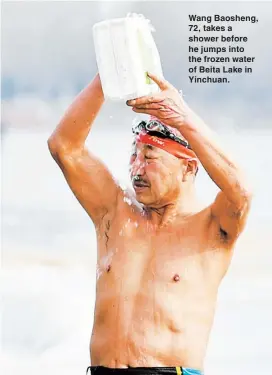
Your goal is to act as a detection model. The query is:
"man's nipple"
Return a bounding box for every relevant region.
[173,273,180,282]
[106,264,111,272]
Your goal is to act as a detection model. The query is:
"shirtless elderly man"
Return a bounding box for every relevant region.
[48,72,252,375]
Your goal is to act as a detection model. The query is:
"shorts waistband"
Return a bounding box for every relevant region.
[86,366,203,375]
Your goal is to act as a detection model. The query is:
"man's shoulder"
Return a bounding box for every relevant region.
[187,204,213,223]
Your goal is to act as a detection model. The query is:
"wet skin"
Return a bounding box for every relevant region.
[90,144,233,370]
[48,73,251,371]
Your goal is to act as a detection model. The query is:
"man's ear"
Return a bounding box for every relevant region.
[184,159,198,179]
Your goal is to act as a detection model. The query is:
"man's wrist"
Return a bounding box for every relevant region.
[175,111,198,134]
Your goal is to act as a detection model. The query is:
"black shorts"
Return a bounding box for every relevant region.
[86,366,203,375]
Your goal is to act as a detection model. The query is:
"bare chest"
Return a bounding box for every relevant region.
[96,213,212,290]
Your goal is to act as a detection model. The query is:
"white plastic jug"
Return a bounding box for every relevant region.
[93,14,163,101]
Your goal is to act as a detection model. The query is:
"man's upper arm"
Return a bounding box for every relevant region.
[51,146,122,224]
[210,190,252,242]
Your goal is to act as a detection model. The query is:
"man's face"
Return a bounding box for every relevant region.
[129,141,186,206]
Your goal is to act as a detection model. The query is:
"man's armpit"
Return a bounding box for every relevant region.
[210,192,249,242]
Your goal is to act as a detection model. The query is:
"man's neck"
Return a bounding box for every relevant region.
[144,187,200,227]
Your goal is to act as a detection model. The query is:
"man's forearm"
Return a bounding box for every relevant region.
[177,108,251,209]
[48,74,104,151]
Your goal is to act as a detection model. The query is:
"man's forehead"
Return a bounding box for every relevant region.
[131,141,175,160]
[132,140,156,152]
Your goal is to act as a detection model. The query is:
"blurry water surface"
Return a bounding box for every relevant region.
[2,129,272,375]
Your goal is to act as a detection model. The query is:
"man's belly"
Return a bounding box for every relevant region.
[90,287,216,368]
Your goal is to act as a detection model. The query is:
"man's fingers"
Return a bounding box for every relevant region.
[132,107,171,120]
[147,72,173,90]
[132,107,158,116]
[126,74,173,107]
[127,95,163,107]
[134,103,166,110]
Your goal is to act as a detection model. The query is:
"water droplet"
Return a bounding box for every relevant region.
[96,266,102,280]
[124,197,132,205]
[125,218,131,227]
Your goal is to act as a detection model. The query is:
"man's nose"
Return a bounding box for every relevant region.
[131,155,146,176]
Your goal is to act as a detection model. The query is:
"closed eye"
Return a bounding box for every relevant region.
[145,152,158,160]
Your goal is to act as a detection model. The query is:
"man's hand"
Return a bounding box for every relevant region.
[126,72,191,129]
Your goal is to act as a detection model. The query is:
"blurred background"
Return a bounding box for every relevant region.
[2,1,272,374]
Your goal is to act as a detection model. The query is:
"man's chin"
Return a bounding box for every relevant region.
[134,188,153,204]
[134,185,149,194]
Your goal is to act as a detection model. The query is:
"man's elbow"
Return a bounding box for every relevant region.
[233,167,253,209]
[237,184,253,214]
[47,135,60,158]
[47,134,69,163]
[47,136,56,154]
[47,133,83,167]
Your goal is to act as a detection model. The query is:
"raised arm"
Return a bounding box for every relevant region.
[127,72,252,242]
[175,109,252,242]
[47,74,122,225]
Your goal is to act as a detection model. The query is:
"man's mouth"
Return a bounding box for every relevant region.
[132,178,150,190]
